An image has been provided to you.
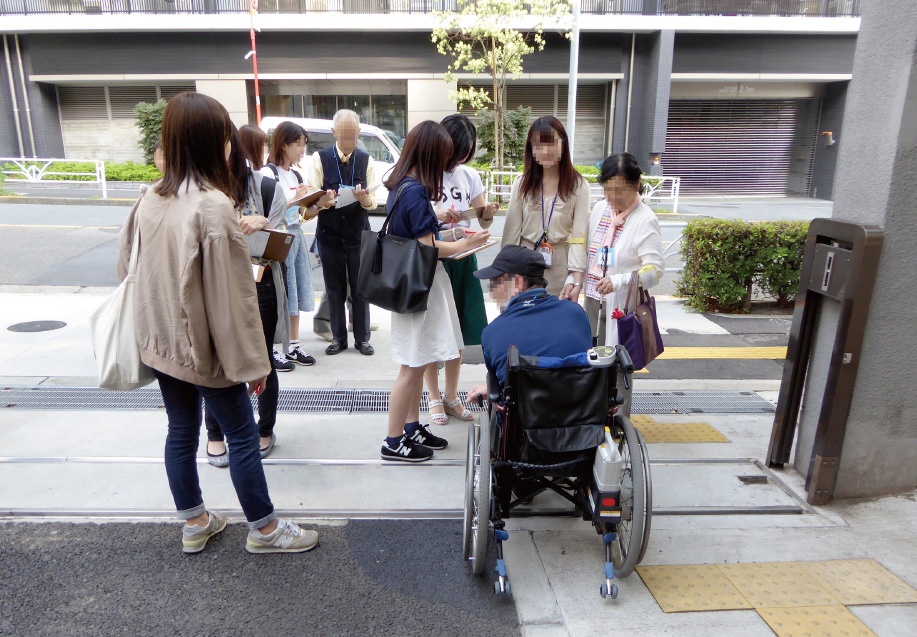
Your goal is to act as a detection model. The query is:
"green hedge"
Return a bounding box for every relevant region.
[3,161,162,182]
[675,219,808,312]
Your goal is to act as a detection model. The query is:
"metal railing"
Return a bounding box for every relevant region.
[0,0,861,17]
[1,158,107,198]
[481,169,681,214]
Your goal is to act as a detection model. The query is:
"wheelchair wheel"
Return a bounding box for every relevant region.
[470,412,492,575]
[610,415,646,578]
[462,422,477,561]
[634,426,653,564]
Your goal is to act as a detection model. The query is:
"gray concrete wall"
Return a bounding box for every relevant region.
[809,82,848,201]
[796,0,917,499]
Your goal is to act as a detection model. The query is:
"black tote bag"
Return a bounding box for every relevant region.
[357,183,439,314]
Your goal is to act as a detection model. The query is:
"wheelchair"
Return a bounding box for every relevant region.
[463,345,652,599]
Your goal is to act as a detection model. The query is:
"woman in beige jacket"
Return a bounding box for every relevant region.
[501,116,591,299]
[117,92,316,555]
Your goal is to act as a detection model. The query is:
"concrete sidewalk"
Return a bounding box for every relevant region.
[1,288,914,637]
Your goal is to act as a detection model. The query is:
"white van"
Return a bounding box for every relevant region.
[259,116,402,210]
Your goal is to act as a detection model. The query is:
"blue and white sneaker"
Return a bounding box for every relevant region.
[381,436,434,463]
[407,425,448,450]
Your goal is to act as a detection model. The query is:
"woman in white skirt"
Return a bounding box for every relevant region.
[585,153,665,346]
[380,121,492,463]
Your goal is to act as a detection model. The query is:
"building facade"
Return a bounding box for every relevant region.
[1,1,861,198]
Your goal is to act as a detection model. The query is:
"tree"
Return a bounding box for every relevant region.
[475,105,532,169]
[134,99,167,165]
[432,0,572,170]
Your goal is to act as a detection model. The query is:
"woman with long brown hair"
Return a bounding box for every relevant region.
[502,116,591,299]
[380,120,491,462]
[117,92,317,554]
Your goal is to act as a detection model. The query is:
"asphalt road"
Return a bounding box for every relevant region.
[0,519,518,637]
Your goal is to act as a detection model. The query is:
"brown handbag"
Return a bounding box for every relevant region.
[616,271,665,370]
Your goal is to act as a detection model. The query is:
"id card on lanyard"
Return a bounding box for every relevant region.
[536,192,558,268]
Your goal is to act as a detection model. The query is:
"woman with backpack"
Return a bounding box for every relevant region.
[261,121,330,368]
[203,124,299,465]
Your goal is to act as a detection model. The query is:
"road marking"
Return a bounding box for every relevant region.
[0,223,119,229]
[657,347,786,360]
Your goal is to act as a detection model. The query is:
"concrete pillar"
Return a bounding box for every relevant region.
[792,0,917,498]
[406,79,456,133]
[195,79,249,128]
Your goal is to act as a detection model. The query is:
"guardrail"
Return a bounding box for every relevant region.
[0,0,861,17]
[1,158,108,198]
[481,170,681,214]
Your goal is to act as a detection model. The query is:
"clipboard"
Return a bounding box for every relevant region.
[289,189,327,208]
[446,240,498,260]
[246,228,295,262]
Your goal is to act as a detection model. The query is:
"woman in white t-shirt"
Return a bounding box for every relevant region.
[423,114,499,425]
[261,122,334,368]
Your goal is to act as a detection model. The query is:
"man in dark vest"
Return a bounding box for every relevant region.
[305,109,377,356]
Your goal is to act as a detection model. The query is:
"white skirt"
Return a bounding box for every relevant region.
[390,262,465,368]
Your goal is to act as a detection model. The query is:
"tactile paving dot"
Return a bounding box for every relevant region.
[757,605,877,637]
[637,564,753,612]
[798,559,917,605]
[637,421,730,443]
[718,562,842,608]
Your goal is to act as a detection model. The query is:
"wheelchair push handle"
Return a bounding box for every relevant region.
[615,346,635,375]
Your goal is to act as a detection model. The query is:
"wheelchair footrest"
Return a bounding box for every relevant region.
[604,561,616,579]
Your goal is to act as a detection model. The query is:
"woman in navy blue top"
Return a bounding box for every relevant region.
[380,121,491,463]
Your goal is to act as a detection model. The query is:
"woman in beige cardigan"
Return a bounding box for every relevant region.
[502,116,592,299]
[584,153,664,345]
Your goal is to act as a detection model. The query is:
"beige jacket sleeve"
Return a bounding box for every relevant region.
[198,198,271,384]
[566,178,592,273]
[117,197,143,282]
[501,176,525,248]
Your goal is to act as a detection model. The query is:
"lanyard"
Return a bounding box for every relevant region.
[335,149,355,189]
[539,191,558,246]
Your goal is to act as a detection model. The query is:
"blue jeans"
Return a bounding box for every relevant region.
[156,371,276,531]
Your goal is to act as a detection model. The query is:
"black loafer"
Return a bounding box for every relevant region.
[325,340,348,355]
[356,342,374,356]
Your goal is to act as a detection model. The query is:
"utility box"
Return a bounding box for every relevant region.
[767,219,883,506]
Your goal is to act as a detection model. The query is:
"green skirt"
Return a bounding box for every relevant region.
[441,253,489,347]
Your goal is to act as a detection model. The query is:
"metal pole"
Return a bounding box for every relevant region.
[624,33,635,152]
[249,0,262,124]
[566,0,580,158]
[14,36,37,158]
[3,35,25,158]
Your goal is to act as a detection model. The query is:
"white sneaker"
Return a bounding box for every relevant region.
[246,518,318,554]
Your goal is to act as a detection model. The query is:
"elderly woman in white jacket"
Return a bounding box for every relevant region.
[584,153,665,346]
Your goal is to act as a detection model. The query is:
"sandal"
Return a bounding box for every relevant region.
[429,399,448,425]
[444,397,474,422]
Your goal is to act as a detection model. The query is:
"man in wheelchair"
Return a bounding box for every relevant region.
[463,245,651,598]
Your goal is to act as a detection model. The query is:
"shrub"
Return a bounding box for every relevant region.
[134,99,167,165]
[676,219,808,312]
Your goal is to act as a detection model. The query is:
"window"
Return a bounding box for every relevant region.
[359,133,394,163]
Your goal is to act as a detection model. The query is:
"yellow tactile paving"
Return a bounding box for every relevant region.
[798,559,917,606]
[656,346,787,359]
[628,415,729,443]
[637,421,730,443]
[757,606,877,637]
[718,562,842,608]
[637,564,754,613]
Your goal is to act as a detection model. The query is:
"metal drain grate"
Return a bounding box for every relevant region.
[1,387,774,414]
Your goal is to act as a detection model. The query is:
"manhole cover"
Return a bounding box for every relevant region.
[7,321,67,333]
